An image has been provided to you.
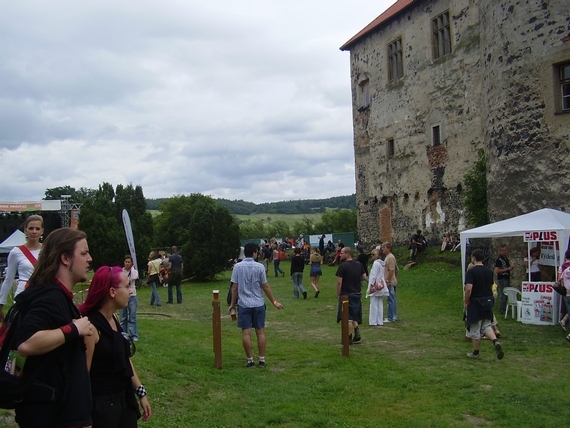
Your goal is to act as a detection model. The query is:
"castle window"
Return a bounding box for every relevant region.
[387,138,395,158]
[432,125,441,146]
[358,79,370,111]
[388,38,403,81]
[432,11,451,59]
[561,63,570,111]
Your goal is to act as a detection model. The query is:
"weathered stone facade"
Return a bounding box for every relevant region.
[342,0,570,248]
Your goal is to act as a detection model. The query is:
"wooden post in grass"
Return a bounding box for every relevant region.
[212,290,223,369]
[341,296,349,357]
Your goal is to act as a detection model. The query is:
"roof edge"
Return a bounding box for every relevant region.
[340,0,416,51]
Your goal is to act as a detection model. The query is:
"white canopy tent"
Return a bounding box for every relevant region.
[460,208,570,283]
[0,229,26,254]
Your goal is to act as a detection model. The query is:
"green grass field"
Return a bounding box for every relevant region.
[2,248,570,427]
[234,212,322,227]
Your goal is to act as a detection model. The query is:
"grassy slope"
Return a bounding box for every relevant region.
[131,248,569,427]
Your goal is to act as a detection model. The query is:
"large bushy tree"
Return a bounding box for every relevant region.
[154,194,240,281]
[78,182,153,271]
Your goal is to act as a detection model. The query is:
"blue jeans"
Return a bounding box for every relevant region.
[120,295,138,339]
[292,272,307,298]
[387,285,397,321]
[168,283,182,303]
[274,260,284,277]
[150,280,162,306]
[497,278,509,314]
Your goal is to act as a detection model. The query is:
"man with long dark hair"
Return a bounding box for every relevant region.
[14,228,94,427]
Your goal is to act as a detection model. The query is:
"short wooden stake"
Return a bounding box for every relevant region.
[212,290,222,369]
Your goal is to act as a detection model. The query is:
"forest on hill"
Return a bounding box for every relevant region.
[146,194,356,214]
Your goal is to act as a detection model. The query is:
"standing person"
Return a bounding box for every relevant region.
[290,247,308,299]
[357,247,370,276]
[464,249,505,360]
[160,253,169,287]
[14,228,94,427]
[495,245,514,315]
[0,214,43,322]
[272,243,285,277]
[318,234,326,257]
[121,255,139,341]
[309,246,322,298]
[382,242,398,322]
[336,247,367,344]
[366,249,389,326]
[167,246,184,304]
[147,251,162,307]
[261,243,272,275]
[80,266,152,427]
[228,243,283,368]
[524,247,541,282]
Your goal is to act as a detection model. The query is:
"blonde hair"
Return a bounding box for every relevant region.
[24,214,44,229]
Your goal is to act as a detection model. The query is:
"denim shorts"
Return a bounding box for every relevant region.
[237,305,266,329]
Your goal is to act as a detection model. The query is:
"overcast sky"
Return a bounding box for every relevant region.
[0,0,393,204]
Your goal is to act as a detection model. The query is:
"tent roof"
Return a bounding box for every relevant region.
[0,229,26,253]
[460,209,570,239]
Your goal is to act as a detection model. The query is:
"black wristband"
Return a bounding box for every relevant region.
[60,322,79,342]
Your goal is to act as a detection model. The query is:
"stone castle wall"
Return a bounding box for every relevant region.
[348,0,570,248]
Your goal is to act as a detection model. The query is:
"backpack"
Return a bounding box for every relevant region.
[0,303,29,409]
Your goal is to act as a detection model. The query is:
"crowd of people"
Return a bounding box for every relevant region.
[4,220,570,426]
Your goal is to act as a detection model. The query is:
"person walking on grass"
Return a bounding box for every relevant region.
[121,255,139,341]
[366,249,389,326]
[464,249,505,360]
[167,246,184,304]
[290,247,308,299]
[309,246,322,297]
[229,243,283,368]
[272,243,285,277]
[382,241,398,322]
[336,247,367,344]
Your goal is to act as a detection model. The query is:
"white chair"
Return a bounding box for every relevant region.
[503,287,522,320]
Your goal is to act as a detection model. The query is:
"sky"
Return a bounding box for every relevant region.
[0,0,394,204]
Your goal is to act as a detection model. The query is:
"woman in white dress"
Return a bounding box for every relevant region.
[0,214,43,322]
[366,248,390,326]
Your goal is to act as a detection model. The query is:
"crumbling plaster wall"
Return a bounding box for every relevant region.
[479,0,570,221]
[351,0,482,247]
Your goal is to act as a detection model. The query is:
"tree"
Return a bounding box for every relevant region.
[154,194,240,281]
[267,220,290,239]
[78,182,154,271]
[239,219,266,240]
[44,186,95,203]
[78,183,123,269]
[463,148,489,227]
[315,209,357,238]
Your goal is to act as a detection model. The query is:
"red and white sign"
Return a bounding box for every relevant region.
[520,282,559,325]
[524,230,558,242]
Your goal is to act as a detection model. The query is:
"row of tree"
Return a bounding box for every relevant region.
[238,209,357,241]
[42,185,356,281]
[146,194,356,214]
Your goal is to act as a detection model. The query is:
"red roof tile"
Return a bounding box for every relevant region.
[340,0,416,51]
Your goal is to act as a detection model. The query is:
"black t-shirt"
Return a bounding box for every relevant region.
[465,265,494,299]
[495,255,510,279]
[290,255,305,274]
[357,253,370,276]
[336,260,365,294]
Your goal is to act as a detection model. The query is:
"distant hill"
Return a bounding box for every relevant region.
[146,195,356,215]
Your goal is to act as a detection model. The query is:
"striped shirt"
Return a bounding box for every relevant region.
[231,258,267,308]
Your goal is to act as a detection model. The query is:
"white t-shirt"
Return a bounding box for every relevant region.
[0,246,41,305]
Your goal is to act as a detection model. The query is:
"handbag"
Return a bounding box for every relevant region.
[472,296,495,310]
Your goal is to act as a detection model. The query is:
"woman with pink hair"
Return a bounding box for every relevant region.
[79,266,151,427]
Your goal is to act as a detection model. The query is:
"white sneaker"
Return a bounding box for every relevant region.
[383,318,392,323]
[559,320,567,331]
